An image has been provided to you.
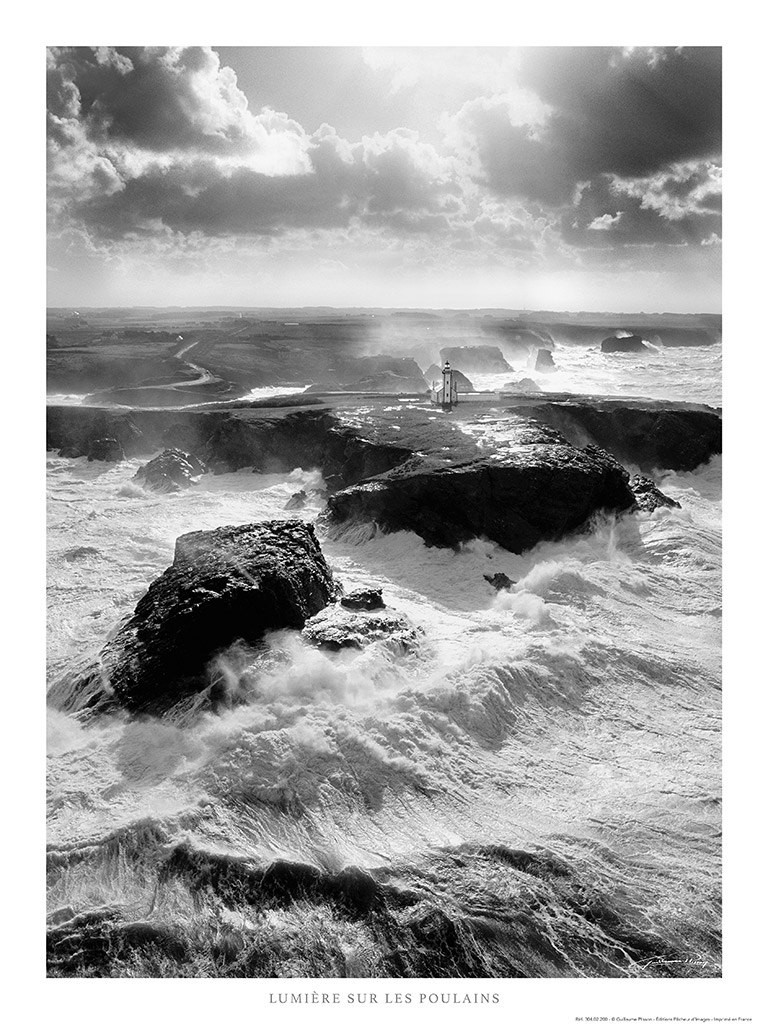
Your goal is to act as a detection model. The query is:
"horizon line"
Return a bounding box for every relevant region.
[46,305,723,315]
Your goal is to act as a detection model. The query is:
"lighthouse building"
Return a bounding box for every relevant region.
[431,361,459,408]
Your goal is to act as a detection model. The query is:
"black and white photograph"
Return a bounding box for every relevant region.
[4,12,755,1016]
[42,42,725,983]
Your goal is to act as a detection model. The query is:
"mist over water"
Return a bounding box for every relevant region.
[472,342,722,406]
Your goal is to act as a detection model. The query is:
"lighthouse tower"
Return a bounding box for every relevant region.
[434,360,459,409]
[442,360,460,407]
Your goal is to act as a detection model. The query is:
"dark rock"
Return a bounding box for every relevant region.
[326,423,636,554]
[133,448,207,493]
[90,520,335,712]
[58,446,83,459]
[535,349,556,372]
[439,346,512,374]
[630,475,681,512]
[624,326,720,348]
[47,407,145,458]
[302,604,421,653]
[284,489,308,509]
[46,395,720,494]
[341,587,385,610]
[524,401,721,473]
[87,436,124,462]
[484,572,515,591]
[601,334,649,353]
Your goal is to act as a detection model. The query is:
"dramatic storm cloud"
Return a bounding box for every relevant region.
[47,46,721,309]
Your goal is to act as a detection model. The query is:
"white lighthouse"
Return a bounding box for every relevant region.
[431,360,459,409]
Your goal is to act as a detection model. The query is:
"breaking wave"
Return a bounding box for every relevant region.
[46,452,721,978]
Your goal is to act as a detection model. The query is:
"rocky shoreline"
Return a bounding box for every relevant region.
[47,394,720,545]
[46,393,720,718]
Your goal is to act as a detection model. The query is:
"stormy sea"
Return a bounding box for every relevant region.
[46,332,721,979]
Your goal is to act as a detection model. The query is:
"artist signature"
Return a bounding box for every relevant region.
[636,954,717,970]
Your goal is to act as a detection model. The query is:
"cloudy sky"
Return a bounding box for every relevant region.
[46,46,721,311]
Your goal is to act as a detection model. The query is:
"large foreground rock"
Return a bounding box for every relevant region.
[325,424,636,553]
[92,521,335,712]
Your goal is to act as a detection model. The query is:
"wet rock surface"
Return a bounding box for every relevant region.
[523,400,721,473]
[133,448,207,492]
[302,603,421,653]
[325,418,636,553]
[484,572,515,591]
[89,520,335,712]
[341,587,385,610]
[284,489,308,509]
[47,395,721,479]
[601,334,649,353]
[630,475,682,512]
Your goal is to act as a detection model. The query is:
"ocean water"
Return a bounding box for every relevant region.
[46,352,721,978]
[473,341,722,406]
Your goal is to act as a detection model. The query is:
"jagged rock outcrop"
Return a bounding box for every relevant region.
[49,409,144,458]
[284,489,308,509]
[439,346,512,374]
[630,475,681,512]
[341,587,385,611]
[535,349,556,372]
[85,521,335,713]
[484,573,515,592]
[46,397,721,480]
[601,334,649,354]
[87,437,124,462]
[302,604,421,653]
[325,423,636,553]
[523,401,721,473]
[133,449,206,493]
